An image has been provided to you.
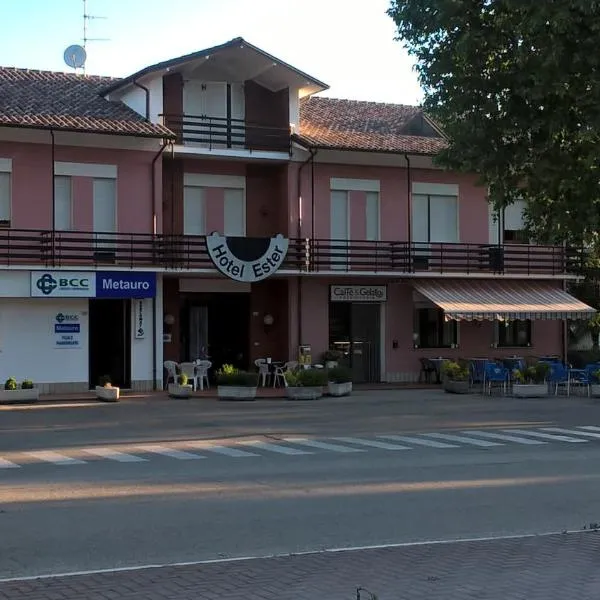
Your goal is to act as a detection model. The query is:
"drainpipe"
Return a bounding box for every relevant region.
[404,153,412,268]
[132,80,151,121]
[50,129,56,265]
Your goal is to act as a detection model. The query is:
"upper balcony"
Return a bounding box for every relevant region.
[0,229,583,278]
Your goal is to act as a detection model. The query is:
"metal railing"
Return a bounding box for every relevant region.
[0,229,582,276]
[160,113,291,153]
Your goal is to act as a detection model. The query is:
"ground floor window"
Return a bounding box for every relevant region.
[497,319,531,347]
[414,307,457,348]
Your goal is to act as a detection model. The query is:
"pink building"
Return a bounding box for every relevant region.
[0,37,593,391]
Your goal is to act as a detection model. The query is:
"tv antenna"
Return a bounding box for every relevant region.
[82,0,109,72]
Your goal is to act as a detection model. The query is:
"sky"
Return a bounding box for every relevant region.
[0,0,423,105]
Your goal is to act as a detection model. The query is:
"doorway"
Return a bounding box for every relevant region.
[181,293,250,373]
[89,299,131,389]
[329,302,381,383]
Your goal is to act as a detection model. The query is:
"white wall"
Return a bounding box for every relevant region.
[289,88,300,131]
[0,271,30,296]
[0,298,88,384]
[148,77,164,123]
[115,77,163,123]
[121,86,147,119]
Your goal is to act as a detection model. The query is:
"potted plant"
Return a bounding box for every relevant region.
[0,377,39,404]
[95,374,120,402]
[327,366,353,397]
[441,361,470,394]
[217,364,258,400]
[513,362,550,397]
[168,373,193,399]
[321,349,342,369]
[285,368,328,400]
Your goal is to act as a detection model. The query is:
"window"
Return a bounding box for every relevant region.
[0,170,11,226]
[223,188,245,236]
[502,200,528,244]
[183,186,206,235]
[497,320,531,347]
[54,176,72,231]
[412,194,458,243]
[92,178,116,233]
[365,191,380,240]
[414,308,458,348]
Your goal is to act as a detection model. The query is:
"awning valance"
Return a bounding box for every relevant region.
[413,280,596,321]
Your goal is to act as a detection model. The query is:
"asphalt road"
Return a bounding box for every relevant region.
[2,391,600,580]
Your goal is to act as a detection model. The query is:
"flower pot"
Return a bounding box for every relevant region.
[327,381,352,397]
[217,385,257,401]
[591,384,600,398]
[443,380,470,394]
[168,383,193,399]
[0,388,39,404]
[95,385,120,402]
[513,383,548,398]
[286,386,323,400]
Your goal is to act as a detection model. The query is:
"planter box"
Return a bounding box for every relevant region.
[443,380,470,394]
[328,381,352,397]
[217,386,257,401]
[591,384,600,398]
[513,383,548,398]
[0,388,39,404]
[168,383,193,399]
[95,386,120,402]
[286,386,323,401]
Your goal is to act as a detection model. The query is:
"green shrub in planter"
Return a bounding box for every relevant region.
[286,368,328,387]
[327,366,352,384]
[177,373,189,386]
[441,361,468,381]
[4,377,17,391]
[216,364,258,387]
[21,379,34,390]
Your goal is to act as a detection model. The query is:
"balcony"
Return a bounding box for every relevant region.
[0,230,582,277]
[161,114,291,154]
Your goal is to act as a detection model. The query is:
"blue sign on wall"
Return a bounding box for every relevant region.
[95,272,157,299]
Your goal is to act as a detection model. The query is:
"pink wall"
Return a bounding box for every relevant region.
[0,141,158,233]
[295,162,487,243]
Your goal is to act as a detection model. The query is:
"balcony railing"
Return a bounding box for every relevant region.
[160,114,291,154]
[0,229,583,276]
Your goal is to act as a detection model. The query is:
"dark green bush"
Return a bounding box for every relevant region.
[327,366,352,384]
[4,377,17,391]
[217,371,258,387]
[21,379,34,390]
[177,373,189,386]
[286,368,328,387]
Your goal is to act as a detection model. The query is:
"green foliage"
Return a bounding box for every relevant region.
[4,377,17,391]
[177,373,188,386]
[514,362,550,384]
[388,0,600,244]
[441,360,468,381]
[21,380,34,390]
[321,349,342,362]
[217,364,258,387]
[568,350,600,368]
[327,366,352,384]
[285,368,328,387]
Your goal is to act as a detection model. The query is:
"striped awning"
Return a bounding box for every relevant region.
[413,280,596,321]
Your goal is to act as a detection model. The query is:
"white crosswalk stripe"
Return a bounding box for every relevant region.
[461,430,547,445]
[0,457,19,469]
[577,426,600,433]
[283,438,366,453]
[83,447,148,462]
[419,433,502,447]
[134,445,205,460]
[185,442,259,457]
[239,441,313,455]
[26,450,86,465]
[541,427,600,440]
[378,434,458,448]
[332,437,412,450]
[502,430,588,443]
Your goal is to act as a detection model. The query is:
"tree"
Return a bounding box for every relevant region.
[387,0,600,244]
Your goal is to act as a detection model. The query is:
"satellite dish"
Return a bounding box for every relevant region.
[63,44,87,69]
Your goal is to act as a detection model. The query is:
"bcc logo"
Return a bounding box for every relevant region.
[36,274,89,296]
[36,274,58,296]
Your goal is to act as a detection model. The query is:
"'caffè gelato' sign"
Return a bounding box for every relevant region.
[206,233,289,283]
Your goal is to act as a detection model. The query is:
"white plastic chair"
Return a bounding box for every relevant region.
[194,360,212,390]
[255,359,270,386]
[273,361,298,387]
[163,361,178,390]
[179,362,197,391]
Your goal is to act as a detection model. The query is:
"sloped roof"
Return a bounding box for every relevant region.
[296,96,447,154]
[0,67,173,138]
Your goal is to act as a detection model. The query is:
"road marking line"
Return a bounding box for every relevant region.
[0,457,19,469]
[502,429,588,443]
[541,427,600,440]
[83,448,148,462]
[283,438,366,453]
[577,426,600,433]
[331,437,411,450]
[25,451,86,465]
[134,445,205,460]
[238,441,313,455]
[378,434,458,448]
[186,443,259,458]
[460,430,547,445]
[420,433,502,447]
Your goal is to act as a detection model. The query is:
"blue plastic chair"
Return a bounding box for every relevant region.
[569,367,591,396]
[484,363,509,395]
[548,363,569,395]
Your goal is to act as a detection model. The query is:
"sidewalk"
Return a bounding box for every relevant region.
[1,531,599,599]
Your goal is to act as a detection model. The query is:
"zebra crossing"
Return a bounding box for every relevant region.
[2,425,600,470]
